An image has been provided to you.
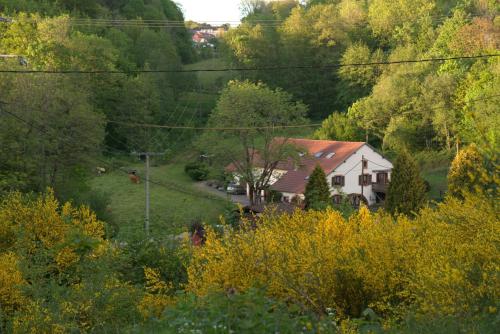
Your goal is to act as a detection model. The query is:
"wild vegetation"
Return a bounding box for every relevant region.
[0,0,498,333]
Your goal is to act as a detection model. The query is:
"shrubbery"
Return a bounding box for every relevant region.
[187,192,499,325]
[0,191,186,332]
[0,190,144,332]
[154,289,340,334]
[184,161,210,181]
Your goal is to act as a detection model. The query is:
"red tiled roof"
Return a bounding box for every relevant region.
[270,138,365,194]
[225,138,365,194]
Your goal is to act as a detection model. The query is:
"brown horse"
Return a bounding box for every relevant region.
[128,171,140,184]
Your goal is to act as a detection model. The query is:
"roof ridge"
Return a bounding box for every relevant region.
[275,137,366,144]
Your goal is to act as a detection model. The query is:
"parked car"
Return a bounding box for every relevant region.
[226,182,246,195]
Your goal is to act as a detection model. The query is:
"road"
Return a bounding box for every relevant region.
[195,181,250,206]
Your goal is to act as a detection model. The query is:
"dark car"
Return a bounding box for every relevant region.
[226,182,246,195]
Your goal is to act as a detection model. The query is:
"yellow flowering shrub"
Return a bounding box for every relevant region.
[187,193,499,319]
[138,267,175,319]
[0,252,27,316]
[410,193,500,315]
[0,190,143,332]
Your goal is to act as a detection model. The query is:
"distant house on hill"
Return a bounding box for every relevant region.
[192,31,214,44]
[191,25,227,45]
[227,138,393,207]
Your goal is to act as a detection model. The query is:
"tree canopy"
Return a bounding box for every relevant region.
[199,80,308,205]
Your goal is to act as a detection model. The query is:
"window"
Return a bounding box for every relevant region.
[358,174,372,186]
[377,172,389,184]
[314,152,324,158]
[362,160,368,169]
[283,196,290,203]
[332,175,345,186]
[332,195,342,205]
[326,152,335,159]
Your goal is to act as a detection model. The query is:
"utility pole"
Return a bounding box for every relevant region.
[132,151,165,235]
[361,155,365,203]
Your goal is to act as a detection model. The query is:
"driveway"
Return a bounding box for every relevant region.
[195,181,250,206]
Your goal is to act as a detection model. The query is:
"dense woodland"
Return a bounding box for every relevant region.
[0,0,499,333]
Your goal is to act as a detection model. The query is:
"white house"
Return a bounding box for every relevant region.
[265,138,393,206]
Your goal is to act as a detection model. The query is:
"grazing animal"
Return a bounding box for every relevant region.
[128,171,140,184]
[96,167,106,175]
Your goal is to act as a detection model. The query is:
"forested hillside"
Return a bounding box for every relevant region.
[222,0,499,154]
[0,0,196,197]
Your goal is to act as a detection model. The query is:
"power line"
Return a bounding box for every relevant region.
[0,54,497,74]
[106,120,323,130]
[365,159,392,170]
[0,106,228,204]
[63,13,492,29]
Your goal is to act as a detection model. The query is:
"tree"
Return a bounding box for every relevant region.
[199,80,308,205]
[314,112,365,142]
[239,0,267,16]
[304,165,331,210]
[385,150,427,215]
[447,144,485,199]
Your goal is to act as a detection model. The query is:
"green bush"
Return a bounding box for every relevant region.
[116,236,188,290]
[151,289,339,334]
[184,161,210,181]
[267,189,283,203]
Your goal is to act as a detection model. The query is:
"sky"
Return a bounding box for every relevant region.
[175,0,243,24]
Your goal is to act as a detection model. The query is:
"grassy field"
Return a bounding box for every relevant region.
[90,161,230,239]
[422,167,448,201]
[184,58,234,90]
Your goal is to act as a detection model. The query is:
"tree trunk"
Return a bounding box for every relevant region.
[248,183,256,206]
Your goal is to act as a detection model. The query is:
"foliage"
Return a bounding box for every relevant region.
[315,112,366,142]
[187,192,499,325]
[184,161,210,181]
[267,189,283,203]
[153,288,339,334]
[0,190,144,332]
[223,0,499,153]
[199,80,308,205]
[138,267,175,320]
[304,165,331,210]
[0,0,198,196]
[116,236,188,291]
[447,143,487,198]
[385,150,427,215]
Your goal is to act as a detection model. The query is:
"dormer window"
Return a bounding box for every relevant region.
[326,152,335,159]
[298,152,306,157]
[314,152,324,158]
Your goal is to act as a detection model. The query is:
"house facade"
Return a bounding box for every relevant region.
[266,139,393,206]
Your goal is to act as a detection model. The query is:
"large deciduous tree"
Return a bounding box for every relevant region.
[199,80,308,205]
[385,150,427,215]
